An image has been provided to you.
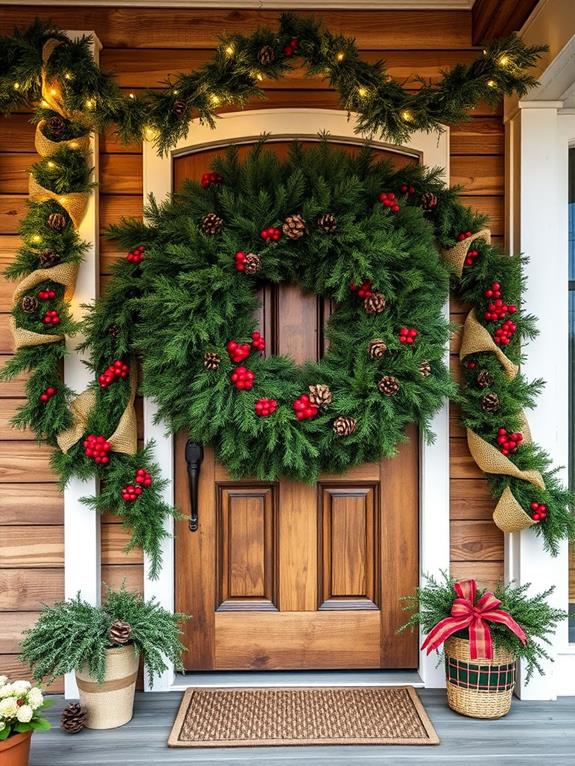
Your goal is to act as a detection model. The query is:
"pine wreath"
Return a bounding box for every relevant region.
[94,141,455,483]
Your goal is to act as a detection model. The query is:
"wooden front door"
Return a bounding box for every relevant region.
[174,141,419,671]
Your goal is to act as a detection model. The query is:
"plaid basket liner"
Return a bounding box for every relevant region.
[446,655,516,692]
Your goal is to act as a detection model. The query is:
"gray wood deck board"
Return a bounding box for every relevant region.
[29,690,575,766]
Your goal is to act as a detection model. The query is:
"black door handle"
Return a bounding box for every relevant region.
[185,440,204,532]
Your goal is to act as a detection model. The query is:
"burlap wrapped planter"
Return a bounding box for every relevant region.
[493,486,537,533]
[76,645,139,729]
[444,637,516,719]
[0,731,32,766]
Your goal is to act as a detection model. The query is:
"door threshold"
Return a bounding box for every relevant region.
[171,670,423,690]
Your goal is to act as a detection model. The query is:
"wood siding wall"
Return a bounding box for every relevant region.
[0,7,506,686]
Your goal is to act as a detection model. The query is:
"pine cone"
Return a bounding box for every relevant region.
[368,339,387,359]
[244,253,261,274]
[316,212,337,233]
[46,115,67,139]
[257,44,276,66]
[60,703,87,734]
[308,384,332,408]
[420,192,438,211]
[38,249,60,268]
[201,212,224,235]
[364,292,386,314]
[419,360,432,377]
[203,351,221,370]
[107,324,120,338]
[481,392,500,412]
[47,212,67,231]
[20,295,39,313]
[378,374,400,396]
[172,99,186,118]
[476,369,493,388]
[282,214,306,240]
[333,415,356,436]
[108,619,132,645]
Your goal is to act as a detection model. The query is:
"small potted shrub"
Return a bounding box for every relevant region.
[0,677,51,765]
[401,574,566,719]
[20,586,187,730]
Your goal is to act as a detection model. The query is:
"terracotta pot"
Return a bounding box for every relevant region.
[0,731,32,766]
[75,645,139,729]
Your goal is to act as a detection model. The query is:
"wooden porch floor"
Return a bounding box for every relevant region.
[29,689,574,765]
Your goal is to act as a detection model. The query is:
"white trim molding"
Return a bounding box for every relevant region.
[63,31,102,700]
[504,0,575,700]
[142,108,451,691]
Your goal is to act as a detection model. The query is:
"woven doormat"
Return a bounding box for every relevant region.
[168,686,439,747]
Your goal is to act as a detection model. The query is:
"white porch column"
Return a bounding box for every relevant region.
[63,31,102,699]
[505,102,570,700]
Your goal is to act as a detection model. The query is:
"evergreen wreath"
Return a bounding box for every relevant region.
[0,16,573,580]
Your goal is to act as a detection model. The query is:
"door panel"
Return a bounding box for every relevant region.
[174,138,419,671]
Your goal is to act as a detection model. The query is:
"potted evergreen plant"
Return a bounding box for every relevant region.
[0,677,51,766]
[20,586,187,730]
[401,574,566,719]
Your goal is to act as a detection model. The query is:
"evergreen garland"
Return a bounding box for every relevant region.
[0,16,546,154]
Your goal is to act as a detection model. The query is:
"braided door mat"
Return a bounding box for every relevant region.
[168,686,439,747]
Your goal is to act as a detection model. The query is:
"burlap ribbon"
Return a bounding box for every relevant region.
[56,369,138,456]
[442,228,491,278]
[29,176,88,230]
[441,227,546,534]
[35,120,90,158]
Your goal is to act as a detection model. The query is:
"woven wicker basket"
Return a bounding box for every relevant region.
[444,637,516,719]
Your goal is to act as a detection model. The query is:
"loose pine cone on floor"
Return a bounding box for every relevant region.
[47,212,67,231]
[316,212,337,233]
[378,374,399,396]
[201,212,224,235]
[257,44,276,66]
[308,384,333,408]
[203,351,221,370]
[481,392,500,413]
[107,619,132,645]
[60,703,87,734]
[368,339,387,359]
[282,214,306,239]
[364,292,386,314]
[244,253,261,274]
[333,416,356,436]
[21,295,39,313]
[38,249,60,268]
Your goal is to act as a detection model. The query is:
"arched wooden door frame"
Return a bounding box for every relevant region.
[142,108,450,691]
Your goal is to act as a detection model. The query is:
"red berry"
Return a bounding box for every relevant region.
[532,513,541,521]
[40,393,49,402]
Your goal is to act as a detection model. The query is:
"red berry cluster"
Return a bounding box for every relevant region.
[529,501,548,522]
[483,283,518,320]
[200,171,223,188]
[39,386,56,403]
[496,427,524,456]
[227,340,251,363]
[234,251,249,271]
[251,331,265,351]
[493,320,518,346]
[464,248,479,267]
[399,327,418,344]
[283,36,299,57]
[350,280,373,299]
[38,288,56,300]
[121,467,153,502]
[457,230,473,242]
[464,359,477,369]
[83,434,111,464]
[378,192,400,214]
[261,227,282,242]
[230,366,255,390]
[293,394,318,421]
[400,183,416,195]
[99,359,130,388]
[255,398,277,417]
[42,309,60,325]
[127,245,145,263]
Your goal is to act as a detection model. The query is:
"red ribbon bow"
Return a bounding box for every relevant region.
[421,579,527,660]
